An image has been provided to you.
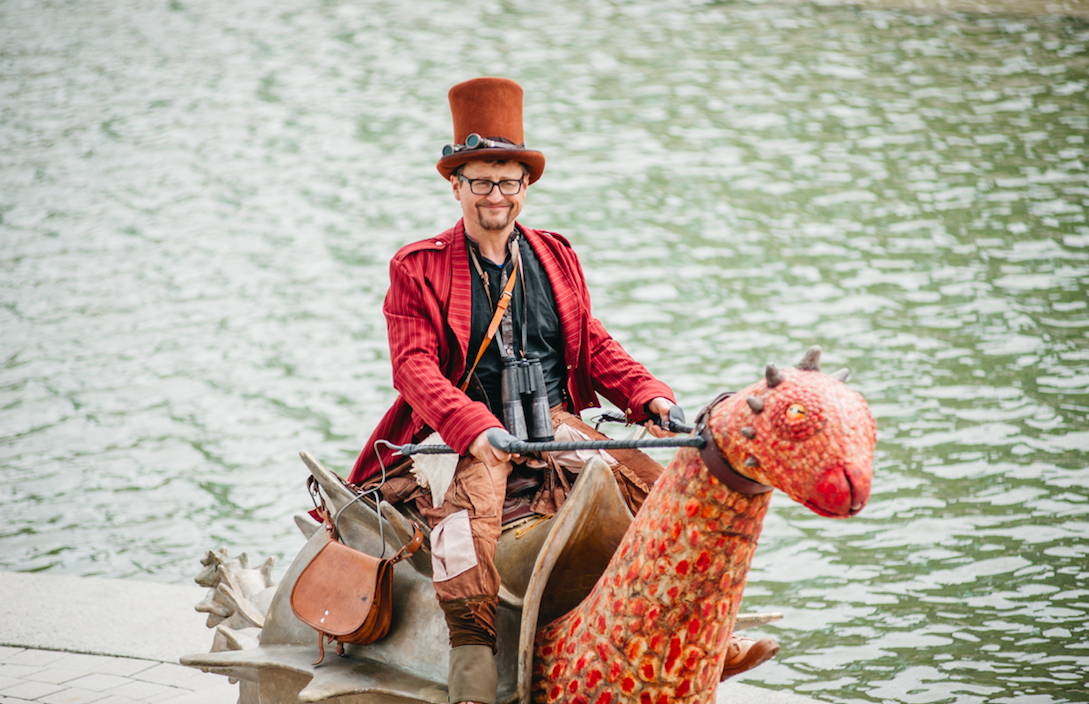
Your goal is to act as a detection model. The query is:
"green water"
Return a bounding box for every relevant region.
[1,0,1087,701]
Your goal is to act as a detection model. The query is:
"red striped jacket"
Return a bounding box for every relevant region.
[348,219,674,485]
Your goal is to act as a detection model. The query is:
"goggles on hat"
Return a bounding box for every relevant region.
[442,133,523,157]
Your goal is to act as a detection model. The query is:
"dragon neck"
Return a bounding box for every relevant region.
[534,446,773,702]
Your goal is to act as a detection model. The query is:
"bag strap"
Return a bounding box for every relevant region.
[388,524,424,565]
[308,476,424,564]
[459,253,520,392]
[307,476,338,540]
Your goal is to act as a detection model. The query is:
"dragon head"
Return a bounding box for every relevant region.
[706,346,875,518]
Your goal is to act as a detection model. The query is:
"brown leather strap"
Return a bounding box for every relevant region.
[459,255,520,392]
[694,393,772,496]
[389,524,424,565]
[307,476,340,541]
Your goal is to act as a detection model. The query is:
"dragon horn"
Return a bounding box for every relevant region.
[797,345,822,371]
[766,363,784,388]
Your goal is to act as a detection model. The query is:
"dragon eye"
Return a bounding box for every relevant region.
[786,403,806,421]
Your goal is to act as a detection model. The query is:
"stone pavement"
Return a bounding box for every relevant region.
[0,570,821,704]
[0,572,233,704]
[0,646,235,704]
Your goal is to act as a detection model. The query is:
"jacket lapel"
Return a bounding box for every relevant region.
[447,220,473,369]
[523,225,583,365]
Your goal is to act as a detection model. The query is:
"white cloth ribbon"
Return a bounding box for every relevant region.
[549,422,618,472]
[408,432,460,509]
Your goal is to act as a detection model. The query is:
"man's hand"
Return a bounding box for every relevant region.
[644,397,676,438]
[469,428,516,467]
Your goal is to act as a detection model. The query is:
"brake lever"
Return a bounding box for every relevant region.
[593,409,628,430]
[654,405,695,434]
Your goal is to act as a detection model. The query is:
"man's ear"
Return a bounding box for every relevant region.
[450,175,462,201]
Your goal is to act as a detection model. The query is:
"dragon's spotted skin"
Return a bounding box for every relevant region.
[532,365,876,704]
[532,447,769,704]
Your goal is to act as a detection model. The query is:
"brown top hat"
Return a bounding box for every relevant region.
[436,77,546,184]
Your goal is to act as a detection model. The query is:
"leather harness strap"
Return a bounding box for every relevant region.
[694,392,773,496]
[388,525,424,565]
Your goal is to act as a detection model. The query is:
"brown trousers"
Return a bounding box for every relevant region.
[414,408,663,650]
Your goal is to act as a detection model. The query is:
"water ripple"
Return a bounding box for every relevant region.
[3,0,1089,701]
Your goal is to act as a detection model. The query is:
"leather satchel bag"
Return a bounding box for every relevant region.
[291,477,423,664]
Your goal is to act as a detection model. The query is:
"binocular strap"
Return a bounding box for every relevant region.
[459,237,522,393]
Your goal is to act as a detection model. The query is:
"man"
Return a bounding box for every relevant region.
[348,77,776,704]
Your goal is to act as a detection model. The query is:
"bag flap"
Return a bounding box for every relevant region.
[290,539,382,636]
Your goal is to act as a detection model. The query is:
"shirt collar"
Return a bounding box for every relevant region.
[465,226,521,266]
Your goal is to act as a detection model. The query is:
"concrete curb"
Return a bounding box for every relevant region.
[0,571,235,703]
[0,572,211,663]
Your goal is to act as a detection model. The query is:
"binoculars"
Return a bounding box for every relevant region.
[500,354,554,443]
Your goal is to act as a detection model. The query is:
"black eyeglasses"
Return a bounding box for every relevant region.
[458,174,525,196]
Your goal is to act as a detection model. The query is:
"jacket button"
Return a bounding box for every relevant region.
[435,240,444,247]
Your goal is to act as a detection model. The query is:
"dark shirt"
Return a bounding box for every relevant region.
[464,230,565,422]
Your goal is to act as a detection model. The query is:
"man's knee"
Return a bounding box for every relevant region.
[439,596,498,651]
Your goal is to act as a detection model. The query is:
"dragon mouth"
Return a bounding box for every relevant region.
[845,470,866,516]
[803,500,851,519]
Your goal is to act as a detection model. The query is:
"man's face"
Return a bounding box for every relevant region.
[451,160,527,233]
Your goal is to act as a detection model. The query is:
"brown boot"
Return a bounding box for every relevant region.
[720,635,780,681]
